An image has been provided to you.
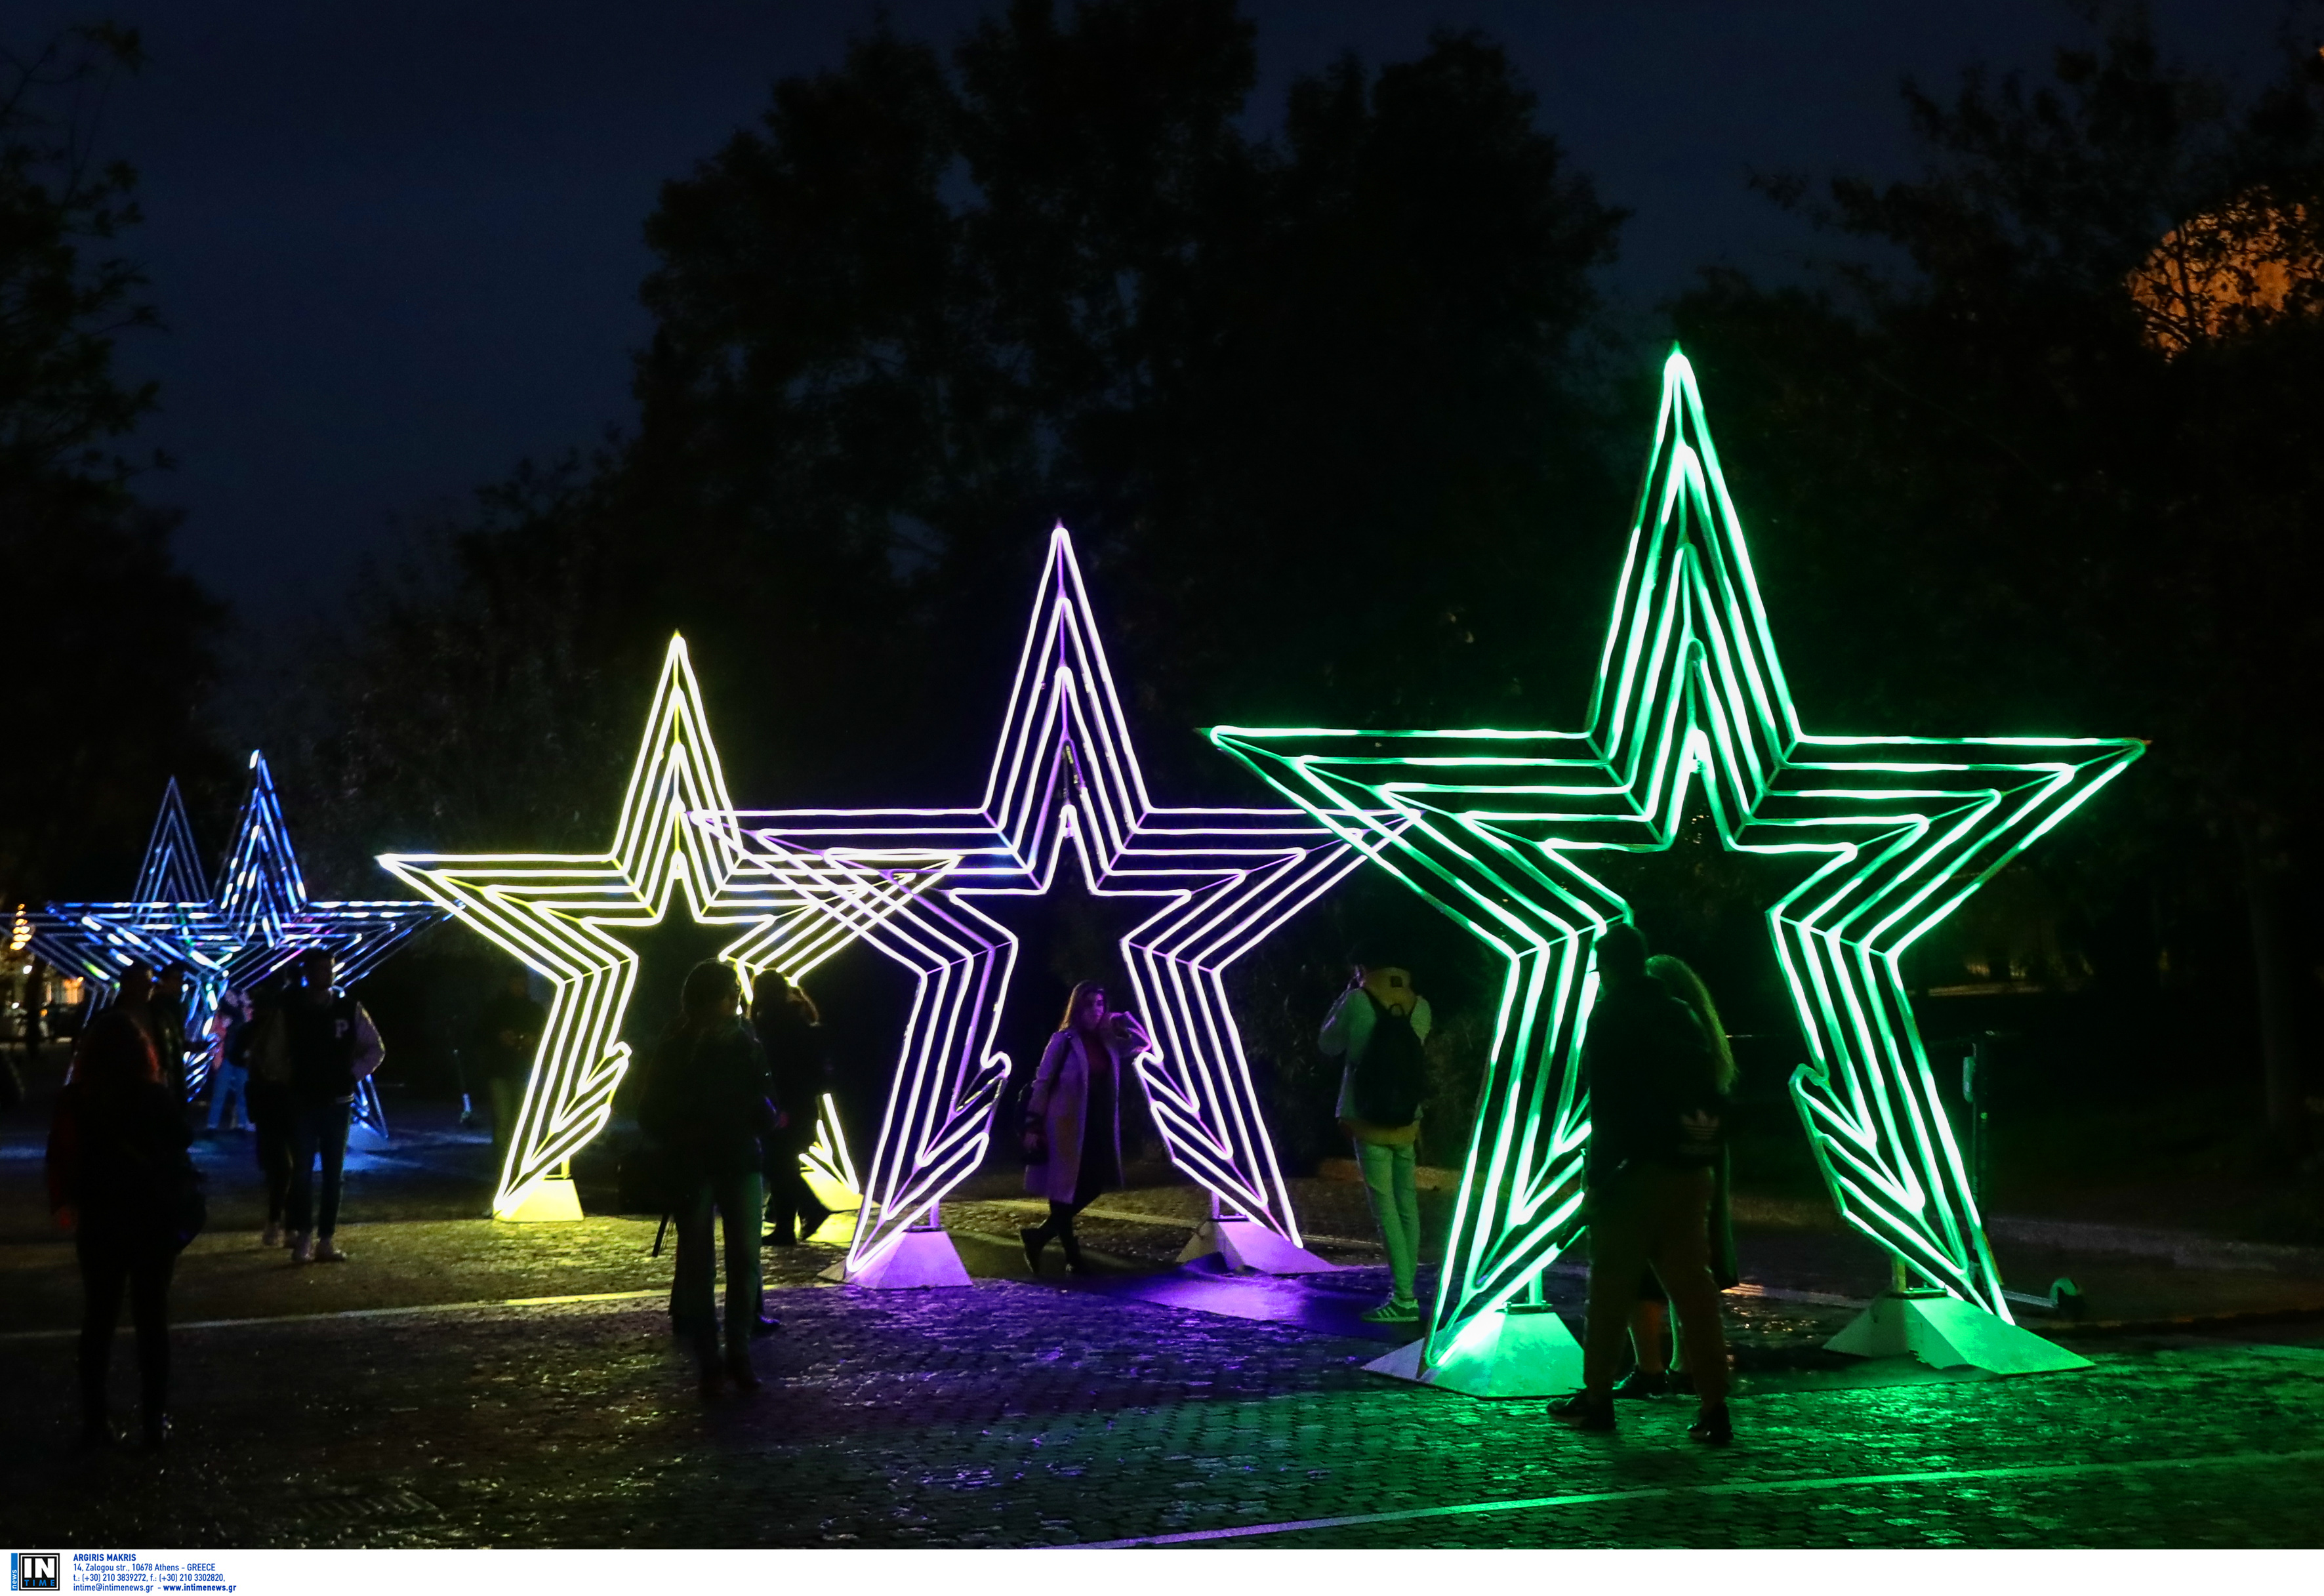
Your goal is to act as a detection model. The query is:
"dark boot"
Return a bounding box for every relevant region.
[1059,1231,1089,1275]
[1019,1222,1053,1275]
[1547,1390,1616,1432]
[1688,1402,1734,1447]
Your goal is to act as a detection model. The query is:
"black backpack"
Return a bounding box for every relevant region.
[1350,994,1427,1126]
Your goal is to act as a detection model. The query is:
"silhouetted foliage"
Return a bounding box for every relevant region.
[1669,10,2324,1126]
[0,24,221,905]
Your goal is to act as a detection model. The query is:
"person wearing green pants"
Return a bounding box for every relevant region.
[1320,958,1433,1323]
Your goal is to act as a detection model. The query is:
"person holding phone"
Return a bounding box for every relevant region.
[1019,981,1151,1276]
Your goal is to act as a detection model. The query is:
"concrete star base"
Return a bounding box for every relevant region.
[1827,1289,2091,1374]
[1175,1218,1339,1275]
[819,1226,973,1288]
[495,1177,583,1223]
[1363,1304,1585,1398]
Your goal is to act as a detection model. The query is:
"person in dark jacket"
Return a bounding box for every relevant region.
[241,972,296,1246]
[1549,922,1734,1445]
[1619,952,1742,1399]
[639,961,775,1396]
[47,1010,197,1448]
[281,951,384,1265]
[150,963,192,1103]
[751,972,831,1246]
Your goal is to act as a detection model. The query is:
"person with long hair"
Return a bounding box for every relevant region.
[638,960,776,1397]
[47,1007,200,1447]
[750,971,832,1247]
[1019,981,1151,1276]
[1549,922,1735,1446]
[1616,952,1741,1399]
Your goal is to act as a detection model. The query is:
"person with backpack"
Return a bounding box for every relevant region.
[281,950,384,1265]
[1319,956,1433,1324]
[47,1006,205,1448]
[1549,923,1734,1445]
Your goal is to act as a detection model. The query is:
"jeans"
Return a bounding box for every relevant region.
[1355,1138,1420,1303]
[1582,1164,1730,1403]
[672,1169,764,1369]
[286,1098,352,1238]
[77,1230,175,1423]
[207,1062,250,1130]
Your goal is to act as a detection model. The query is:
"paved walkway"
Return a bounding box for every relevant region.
[3,1276,2320,1547]
[5,1061,2322,1548]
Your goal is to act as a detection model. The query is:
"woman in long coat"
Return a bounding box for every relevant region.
[1019,981,1150,1276]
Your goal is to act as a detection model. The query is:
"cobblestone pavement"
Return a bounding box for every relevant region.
[6,1065,2323,1548]
[2,1279,2320,1549]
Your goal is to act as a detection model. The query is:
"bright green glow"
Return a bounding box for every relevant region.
[1212,347,2141,1366]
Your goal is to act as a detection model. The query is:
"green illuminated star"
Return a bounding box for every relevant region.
[1214,349,2141,1366]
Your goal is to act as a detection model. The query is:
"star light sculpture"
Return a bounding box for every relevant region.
[1214,348,2142,1373]
[378,636,882,1218]
[36,758,441,1135]
[704,529,1394,1277]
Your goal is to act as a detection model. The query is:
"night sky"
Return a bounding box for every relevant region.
[16,0,2294,623]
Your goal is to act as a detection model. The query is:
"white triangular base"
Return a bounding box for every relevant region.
[1176,1217,1340,1275]
[1363,1305,1585,1399]
[819,1226,973,1288]
[1827,1290,2090,1374]
[495,1176,583,1223]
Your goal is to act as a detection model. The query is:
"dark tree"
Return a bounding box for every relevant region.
[1669,11,2324,1131]
[298,0,1628,837]
[0,24,222,905]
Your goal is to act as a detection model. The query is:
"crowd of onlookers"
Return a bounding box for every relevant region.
[37,916,1740,1446]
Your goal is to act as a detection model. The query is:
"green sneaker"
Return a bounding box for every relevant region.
[1360,1296,1420,1324]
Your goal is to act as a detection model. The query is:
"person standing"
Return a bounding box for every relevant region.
[149,964,191,1104]
[1550,923,1734,1445]
[243,973,296,1246]
[638,961,775,1397]
[1319,957,1435,1323]
[47,1010,201,1447]
[103,961,158,1052]
[1019,981,1151,1277]
[472,972,546,1183]
[751,972,832,1246]
[20,956,46,1061]
[281,951,383,1265]
[206,986,255,1134]
[1619,952,1742,1399]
